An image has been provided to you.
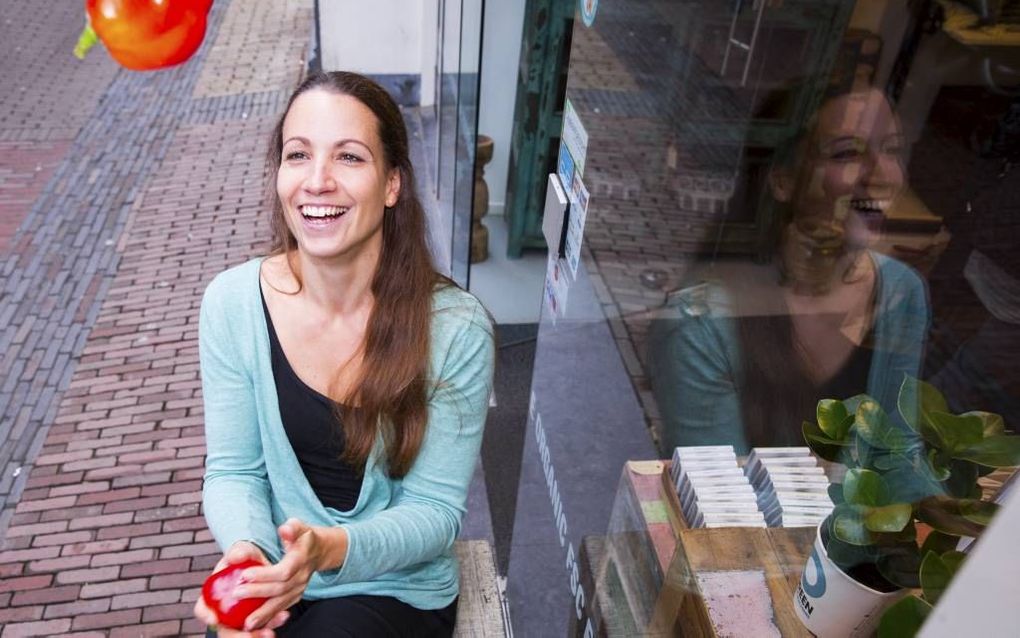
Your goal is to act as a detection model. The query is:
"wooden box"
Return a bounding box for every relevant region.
[585,461,816,636]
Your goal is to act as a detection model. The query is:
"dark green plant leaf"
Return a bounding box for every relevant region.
[954,435,1020,468]
[920,531,960,557]
[817,399,850,440]
[825,526,880,572]
[842,393,871,417]
[940,550,966,574]
[864,503,912,533]
[873,451,910,472]
[942,459,979,499]
[959,499,998,526]
[802,420,848,463]
[854,432,876,469]
[889,519,918,545]
[836,413,855,442]
[828,482,845,505]
[844,468,890,507]
[868,519,918,547]
[916,496,995,537]
[962,411,1006,438]
[833,508,876,546]
[898,376,948,433]
[928,411,984,453]
[884,466,944,504]
[927,449,952,481]
[856,400,914,451]
[877,545,922,589]
[920,551,956,607]
[918,422,947,451]
[878,596,932,638]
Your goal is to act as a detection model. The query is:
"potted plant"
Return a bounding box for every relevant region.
[794,376,1020,638]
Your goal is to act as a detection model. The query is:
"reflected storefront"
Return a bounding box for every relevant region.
[503,0,1020,636]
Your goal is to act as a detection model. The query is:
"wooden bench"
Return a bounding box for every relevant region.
[453,540,508,637]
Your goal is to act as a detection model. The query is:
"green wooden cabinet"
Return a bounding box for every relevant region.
[504,0,575,258]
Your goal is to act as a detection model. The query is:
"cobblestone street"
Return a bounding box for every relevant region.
[0,0,313,634]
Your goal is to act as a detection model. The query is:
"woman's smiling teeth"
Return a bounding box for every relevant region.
[301,205,348,219]
[849,198,889,215]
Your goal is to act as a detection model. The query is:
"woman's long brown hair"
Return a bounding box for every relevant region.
[266,71,446,477]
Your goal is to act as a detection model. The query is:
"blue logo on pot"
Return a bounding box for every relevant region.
[801,545,826,598]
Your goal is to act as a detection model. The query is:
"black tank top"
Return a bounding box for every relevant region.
[261,289,364,511]
[817,332,874,401]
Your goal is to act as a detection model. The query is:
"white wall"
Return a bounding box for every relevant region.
[441,0,462,72]
[420,0,439,106]
[318,0,526,214]
[461,0,482,70]
[320,0,423,75]
[477,0,526,217]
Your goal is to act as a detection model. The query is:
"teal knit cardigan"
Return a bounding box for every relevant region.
[648,252,930,455]
[199,258,494,610]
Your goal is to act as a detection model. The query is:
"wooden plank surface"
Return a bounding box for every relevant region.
[453,540,506,638]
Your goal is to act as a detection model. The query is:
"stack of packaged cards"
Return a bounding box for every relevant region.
[744,447,833,527]
[671,446,766,528]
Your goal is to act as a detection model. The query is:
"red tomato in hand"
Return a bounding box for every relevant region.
[86,0,214,71]
[201,559,268,630]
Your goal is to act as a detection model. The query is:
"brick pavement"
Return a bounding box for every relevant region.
[0,141,72,251]
[0,0,123,541]
[0,0,120,143]
[0,0,312,635]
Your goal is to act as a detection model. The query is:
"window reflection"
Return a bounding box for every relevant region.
[513,0,1020,634]
[648,85,930,454]
[922,91,1020,422]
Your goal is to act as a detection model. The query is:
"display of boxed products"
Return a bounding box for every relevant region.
[670,446,833,528]
[671,445,766,529]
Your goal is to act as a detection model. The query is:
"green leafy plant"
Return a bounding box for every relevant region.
[802,376,1020,636]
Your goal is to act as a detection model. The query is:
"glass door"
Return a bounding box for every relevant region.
[437,0,485,287]
[502,0,1020,635]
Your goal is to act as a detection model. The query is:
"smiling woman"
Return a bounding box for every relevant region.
[274,90,400,264]
[648,84,930,455]
[195,72,494,637]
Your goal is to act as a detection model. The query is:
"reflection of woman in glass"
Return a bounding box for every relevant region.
[649,87,930,454]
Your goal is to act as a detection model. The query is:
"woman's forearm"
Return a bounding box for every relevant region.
[312,525,349,572]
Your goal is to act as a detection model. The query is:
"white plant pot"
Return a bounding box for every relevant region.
[793,523,906,637]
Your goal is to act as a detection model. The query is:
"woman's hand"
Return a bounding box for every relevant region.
[230,518,348,631]
[194,541,290,637]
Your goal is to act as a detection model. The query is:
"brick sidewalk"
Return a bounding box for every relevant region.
[0,0,312,635]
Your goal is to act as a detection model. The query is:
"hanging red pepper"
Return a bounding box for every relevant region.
[75,0,214,71]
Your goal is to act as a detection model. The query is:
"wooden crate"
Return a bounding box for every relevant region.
[650,528,815,636]
[587,461,817,636]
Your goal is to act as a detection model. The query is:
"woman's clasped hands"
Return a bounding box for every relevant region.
[195,518,347,637]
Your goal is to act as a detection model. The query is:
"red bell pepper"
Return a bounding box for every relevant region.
[76,0,214,71]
